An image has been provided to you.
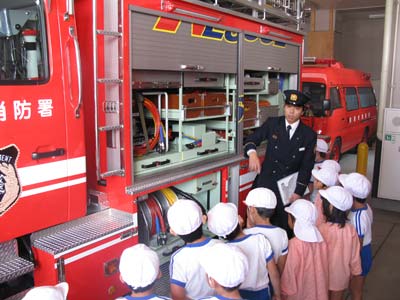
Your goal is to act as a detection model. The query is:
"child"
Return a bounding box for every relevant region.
[22,283,69,300]
[315,139,329,167]
[310,166,338,203]
[243,187,289,274]
[318,186,362,300]
[311,167,339,225]
[281,199,329,300]
[207,202,281,300]
[339,172,373,300]
[307,139,329,196]
[199,243,249,300]
[320,159,341,174]
[167,199,219,300]
[118,244,170,300]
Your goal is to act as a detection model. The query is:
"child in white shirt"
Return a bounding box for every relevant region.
[339,172,373,300]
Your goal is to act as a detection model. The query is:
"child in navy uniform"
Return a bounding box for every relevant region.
[167,199,219,300]
[117,244,170,300]
[207,202,281,300]
[339,172,373,300]
[243,187,288,274]
[199,243,249,300]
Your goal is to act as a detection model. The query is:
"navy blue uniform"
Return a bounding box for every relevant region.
[244,116,317,233]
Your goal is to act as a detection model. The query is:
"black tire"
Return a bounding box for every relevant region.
[350,128,370,154]
[330,138,341,162]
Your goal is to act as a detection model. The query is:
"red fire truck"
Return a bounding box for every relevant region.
[301,58,378,161]
[0,0,304,299]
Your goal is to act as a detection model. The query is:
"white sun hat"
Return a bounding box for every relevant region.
[22,283,69,300]
[207,202,239,238]
[312,167,338,187]
[243,188,277,209]
[200,243,249,288]
[319,186,353,211]
[167,199,203,235]
[338,172,372,199]
[285,199,323,243]
[316,139,329,153]
[320,159,341,173]
[119,244,159,289]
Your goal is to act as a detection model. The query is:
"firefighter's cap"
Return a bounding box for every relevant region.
[207,202,239,238]
[119,244,159,289]
[284,89,310,107]
[339,172,371,200]
[243,187,277,209]
[22,283,69,300]
[199,243,249,288]
[167,199,203,235]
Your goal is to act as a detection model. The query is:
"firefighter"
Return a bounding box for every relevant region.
[244,90,317,236]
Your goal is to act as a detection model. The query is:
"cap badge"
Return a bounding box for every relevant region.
[290,94,298,101]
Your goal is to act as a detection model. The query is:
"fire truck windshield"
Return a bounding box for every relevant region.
[0,0,48,83]
[302,82,327,117]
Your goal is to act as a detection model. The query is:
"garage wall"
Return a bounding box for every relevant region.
[334,8,385,100]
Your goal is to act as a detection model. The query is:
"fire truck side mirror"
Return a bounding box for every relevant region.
[322,100,331,116]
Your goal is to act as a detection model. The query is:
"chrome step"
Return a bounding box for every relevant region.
[97,78,123,84]
[96,30,122,37]
[98,124,124,132]
[0,240,34,284]
[32,209,135,255]
[100,169,125,178]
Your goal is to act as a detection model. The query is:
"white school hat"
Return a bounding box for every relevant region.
[119,244,159,289]
[312,167,338,187]
[338,172,372,199]
[316,139,329,153]
[319,186,353,211]
[320,159,341,173]
[243,188,277,209]
[200,243,249,288]
[167,199,203,235]
[284,200,323,242]
[22,283,69,300]
[207,202,239,238]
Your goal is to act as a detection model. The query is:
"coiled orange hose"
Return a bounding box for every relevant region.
[134,98,161,156]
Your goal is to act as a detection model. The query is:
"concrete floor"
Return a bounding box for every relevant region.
[340,150,400,299]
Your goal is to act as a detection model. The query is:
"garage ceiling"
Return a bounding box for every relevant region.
[310,0,385,9]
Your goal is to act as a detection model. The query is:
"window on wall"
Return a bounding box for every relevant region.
[358,87,377,108]
[330,87,342,109]
[0,0,48,84]
[345,88,358,111]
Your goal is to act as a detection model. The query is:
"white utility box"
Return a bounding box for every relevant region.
[378,108,400,200]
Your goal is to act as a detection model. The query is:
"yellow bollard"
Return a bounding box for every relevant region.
[356,142,369,175]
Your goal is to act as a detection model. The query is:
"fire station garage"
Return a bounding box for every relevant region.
[1,0,400,300]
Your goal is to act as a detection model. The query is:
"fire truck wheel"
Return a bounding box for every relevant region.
[362,127,375,147]
[351,128,371,154]
[330,138,341,162]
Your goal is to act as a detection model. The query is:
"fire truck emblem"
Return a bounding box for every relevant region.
[0,145,21,216]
